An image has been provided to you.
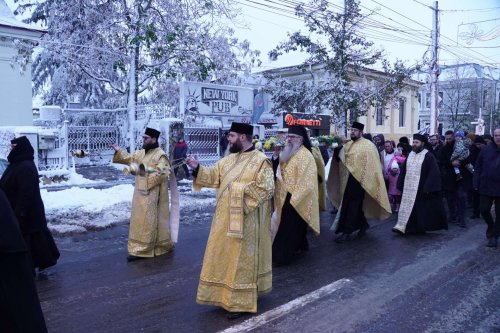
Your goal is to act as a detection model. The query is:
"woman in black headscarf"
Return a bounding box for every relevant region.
[0,188,48,332]
[0,136,59,273]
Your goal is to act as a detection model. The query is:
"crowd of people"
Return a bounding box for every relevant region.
[369,128,499,248]
[1,122,498,328]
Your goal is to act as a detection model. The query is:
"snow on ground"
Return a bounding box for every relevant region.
[43,182,216,235]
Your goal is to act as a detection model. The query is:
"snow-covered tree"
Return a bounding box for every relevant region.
[15,0,260,149]
[264,0,416,134]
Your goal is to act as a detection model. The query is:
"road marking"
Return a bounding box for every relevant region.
[218,278,352,333]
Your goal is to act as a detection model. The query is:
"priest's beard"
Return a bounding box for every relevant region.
[229,137,243,153]
[143,141,159,152]
[280,141,302,163]
[412,143,424,153]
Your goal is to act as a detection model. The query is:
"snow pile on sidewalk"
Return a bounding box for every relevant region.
[42,183,217,235]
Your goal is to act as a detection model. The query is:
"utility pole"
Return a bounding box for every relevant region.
[429,1,440,135]
[342,0,348,138]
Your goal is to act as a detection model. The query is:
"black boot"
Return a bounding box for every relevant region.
[335,233,351,243]
[226,312,244,319]
[127,255,146,262]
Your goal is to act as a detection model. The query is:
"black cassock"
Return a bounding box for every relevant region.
[272,193,308,266]
[0,137,60,271]
[0,189,48,333]
[397,152,447,233]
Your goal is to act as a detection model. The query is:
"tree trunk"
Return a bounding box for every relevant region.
[127,48,137,152]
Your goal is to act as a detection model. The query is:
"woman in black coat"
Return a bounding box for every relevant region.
[0,136,59,272]
[0,188,48,333]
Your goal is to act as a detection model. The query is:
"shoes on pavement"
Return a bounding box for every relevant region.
[356,227,368,239]
[392,227,404,235]
[226,312,244,320]
[470,214,480,219]
[126,255,146,262]
[335,233,351,244]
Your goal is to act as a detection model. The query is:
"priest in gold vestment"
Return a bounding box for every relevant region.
[273,125,320,266]
[186,122,274,318]
[326,122,391,243]
[111,127,175,262]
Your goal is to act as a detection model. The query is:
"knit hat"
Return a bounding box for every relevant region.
[455,130,465,138]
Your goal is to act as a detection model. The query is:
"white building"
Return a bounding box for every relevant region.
[417,63,500,135]
[0,0,45,126]
[257,63,421,140]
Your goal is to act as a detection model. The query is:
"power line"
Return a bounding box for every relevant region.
[440,6,500,13]
[367,0,498,66]
[411,0,432,10]
[238,0,496,66]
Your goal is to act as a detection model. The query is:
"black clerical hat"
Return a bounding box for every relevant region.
[144,127,161,139]
[288,125,308,138]
[229,122,253,135]
[352,121,364,131]
[413,133,427,143]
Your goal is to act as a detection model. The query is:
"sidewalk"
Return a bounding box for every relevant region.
[76,164,129,182]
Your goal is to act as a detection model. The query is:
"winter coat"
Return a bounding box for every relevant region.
[437,142,473,192]
[0,136,60,270]
[0,189,48,332]
[384,158,401,196]
[173,141,188,160]
[374,134,385,152]
[0,137,46,234]
[473,142,500,197]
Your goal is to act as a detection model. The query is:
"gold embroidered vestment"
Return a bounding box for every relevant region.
[275,146,320,234]
[113,148,174,257]
[193,150,274,313]
[326,138,391,222]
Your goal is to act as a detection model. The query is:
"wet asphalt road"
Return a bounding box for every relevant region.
[37,202,500,333]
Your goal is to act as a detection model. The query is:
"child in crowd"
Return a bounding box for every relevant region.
[451,131,474,181]
[384,148,405,213]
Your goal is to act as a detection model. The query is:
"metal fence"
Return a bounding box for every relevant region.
[28,104,230,169]
[184,127,220,165]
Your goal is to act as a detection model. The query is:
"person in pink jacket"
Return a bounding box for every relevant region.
[384,148,406,213]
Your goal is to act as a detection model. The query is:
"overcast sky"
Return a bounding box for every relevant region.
[4,0,499,71]
[231,0,500,70]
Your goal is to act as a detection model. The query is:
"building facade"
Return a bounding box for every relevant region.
[0,0,45,126]
[256,63,421,140]
[417,63,500,135]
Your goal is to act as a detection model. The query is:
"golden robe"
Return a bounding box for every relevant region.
[113,148,174,257]
[326,138,391,224]
[194,149,274,313]
[312,146,327,211]
[275,146,320,234]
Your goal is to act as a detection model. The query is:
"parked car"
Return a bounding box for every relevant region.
[0,158,8,176]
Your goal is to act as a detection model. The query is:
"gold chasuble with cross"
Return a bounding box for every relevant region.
[193,149,274,313]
